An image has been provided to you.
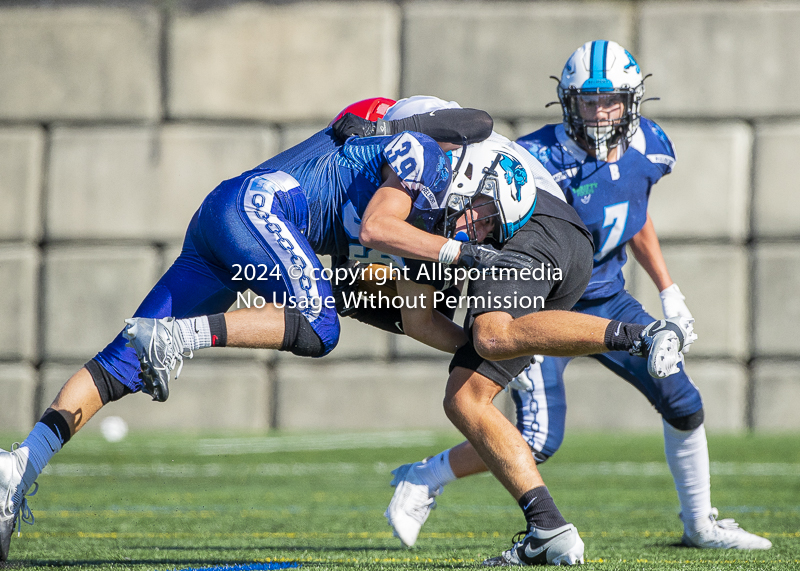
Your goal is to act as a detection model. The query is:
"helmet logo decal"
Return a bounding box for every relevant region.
[498,153,528,201]
[624,50,640,73]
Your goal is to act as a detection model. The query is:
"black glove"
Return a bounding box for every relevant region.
[331,113,377,142]
[456,243,532,271]
[330,258,406,334]
[331,258,362,317]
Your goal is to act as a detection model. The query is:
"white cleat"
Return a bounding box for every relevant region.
[0,447,39,562]
[384,462,440,547]
[483,524,585,566]
[682,508,772,550]
[634,317,697,379]
[123,316,191,402]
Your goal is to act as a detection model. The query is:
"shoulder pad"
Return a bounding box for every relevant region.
[640,117,677,173]
[383,132,451,208]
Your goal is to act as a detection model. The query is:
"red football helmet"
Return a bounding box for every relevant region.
[330,97,397,125]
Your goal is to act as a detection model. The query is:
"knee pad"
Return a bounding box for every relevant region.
[665,408,704,431]
[85,359,132,404]
[281,306,333,357]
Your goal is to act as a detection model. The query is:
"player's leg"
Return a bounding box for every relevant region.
[384,356,570,547]
[0,229,241,561]
[444,366,583,566]
[123,172,341,399]
[589,291,770,549]
[511,357,570,463]
[384,435,487,546]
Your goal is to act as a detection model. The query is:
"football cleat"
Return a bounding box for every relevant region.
[1,446,39,562]
[631,317,697,379]
[483,524,585,566]
[682,508,772,550]
[124,316,191,402]
[384,462,441,547]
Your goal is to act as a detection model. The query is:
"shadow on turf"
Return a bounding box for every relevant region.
[0,545,409,569]
[125,543,408,553]
[1,562,473,571]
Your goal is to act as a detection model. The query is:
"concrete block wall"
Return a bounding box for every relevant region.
[1,0,798,435]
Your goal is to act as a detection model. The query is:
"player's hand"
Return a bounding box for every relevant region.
[660,284,693,319]
[660,284,694,353]
[331,113,376,141]
[457,243,531,271]
[331,259,362,317]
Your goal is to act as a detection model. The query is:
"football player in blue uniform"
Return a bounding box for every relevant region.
[0,95,693,564]
[0,108,516,560]
[385,44,771,557]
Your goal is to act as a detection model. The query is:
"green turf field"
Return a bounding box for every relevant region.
[1,430,798,570]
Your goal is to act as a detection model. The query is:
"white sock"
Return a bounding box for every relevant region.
[663,419,712,533]
[175,316,211,351]
[416,449,457,490]
[19,423,63,488]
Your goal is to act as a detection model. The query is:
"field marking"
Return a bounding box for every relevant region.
[175,564,298,571]
[20,530,502,540]
[197,431,437,455]
[21,530,796,540]
[41,460,800,478]
[542,461,800,477]
[41,462,373,478]
[198,556,800,565]
[30,506,799,520]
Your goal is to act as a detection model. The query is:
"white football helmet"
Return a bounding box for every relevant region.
[444,141,537,243]
[557,40,645,160]
[383,95,462,120]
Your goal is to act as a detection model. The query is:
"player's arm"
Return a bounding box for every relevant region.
[396,278,467,354]
[629,213,693,320]
[628,213,672,291]
[333,108,493,144]
[359,167,452,263]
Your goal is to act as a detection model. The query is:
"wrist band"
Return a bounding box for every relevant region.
[438,239,461,265]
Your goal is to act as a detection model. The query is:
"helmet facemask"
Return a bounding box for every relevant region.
[441,141,536,244]
[559,87,642,161]
[442,150,504,243]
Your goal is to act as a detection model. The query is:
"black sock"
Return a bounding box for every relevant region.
[518,486,568,530]
[39,408,72,446]
[604,320,645,352]
[208,313,227,347]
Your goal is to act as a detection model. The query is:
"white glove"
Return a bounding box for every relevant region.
[506,355,544,392]
[660,284,693,320]
[660,284,694,354]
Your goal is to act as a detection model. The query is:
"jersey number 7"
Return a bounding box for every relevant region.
[594,201,629,262]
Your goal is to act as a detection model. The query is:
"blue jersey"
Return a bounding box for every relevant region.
[516,117,675,300]
[258,129,451,257]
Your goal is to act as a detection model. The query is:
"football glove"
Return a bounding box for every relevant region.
[660,284,694,352]
[331,113,391,141]
[331,259,406,334]
[630,317,698,378]
[457,243,531,271]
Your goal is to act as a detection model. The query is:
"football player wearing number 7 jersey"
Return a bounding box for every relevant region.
[385,42,771,557]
